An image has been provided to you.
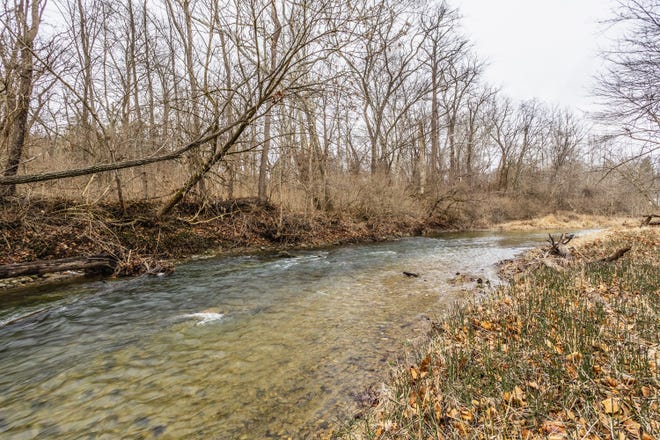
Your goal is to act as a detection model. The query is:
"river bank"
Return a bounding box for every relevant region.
[341,226,659,439]
[0,197,424,289]
[0,197,633,290]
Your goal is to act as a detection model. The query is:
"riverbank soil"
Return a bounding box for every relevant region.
[0,197,425,287]
[342,227,659,439]
[0,197,636,289]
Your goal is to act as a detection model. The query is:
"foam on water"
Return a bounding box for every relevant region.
[180,311,225,325]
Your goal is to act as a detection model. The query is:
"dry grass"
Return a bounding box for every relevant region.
[494,212,635,232]
[340,227,659,440]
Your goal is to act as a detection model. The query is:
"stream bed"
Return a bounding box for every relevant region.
[0,231,553,439]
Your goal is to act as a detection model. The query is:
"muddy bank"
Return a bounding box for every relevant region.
[0,197,427,288]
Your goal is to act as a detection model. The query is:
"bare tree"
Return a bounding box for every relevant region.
[257,0,281,201]
[0,0,46,197]
[343,0,429,176]
[419,2,465,182]
[595,0,659,151]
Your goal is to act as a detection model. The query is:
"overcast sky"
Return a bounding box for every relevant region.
[454,0,618,113]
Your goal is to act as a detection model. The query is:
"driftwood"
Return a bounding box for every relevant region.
[0,254,116,279]
[641,214,660,227]
[548,233,575,258]
[595,246,631,263]
[542,258,567,272]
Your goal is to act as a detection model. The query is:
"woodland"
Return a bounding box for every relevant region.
[0,1,658,437]
[0,0,658,258]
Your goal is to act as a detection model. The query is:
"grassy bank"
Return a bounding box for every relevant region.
[342,227,659,439]
[493,213,633,231]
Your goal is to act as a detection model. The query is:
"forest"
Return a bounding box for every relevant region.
[0,0,656,223]
[0,1,658,438]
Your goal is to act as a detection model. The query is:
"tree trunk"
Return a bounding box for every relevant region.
[1,0,41,198]
[257,0,281,201]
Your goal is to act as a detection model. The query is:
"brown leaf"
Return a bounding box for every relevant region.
[434,401,442,419]
[622,419,641,439]
[419,354,431,373]
[520,428,534,439]
[565,352,583,363]
[602,397,621,414]
[542,420,567,435]
[527,381,540,390]
[640,386,652,397]
[479,320,494,331]
[602,376,620,388]
[447,407,460,420]
[460,409,474,422]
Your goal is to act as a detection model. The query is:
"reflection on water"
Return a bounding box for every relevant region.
[0,232,549,438]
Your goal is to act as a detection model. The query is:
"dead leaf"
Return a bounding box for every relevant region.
[452,421,470,436]
[479,320,494,330]
[640,386,652,397]
[602,376,620,388]
[460,409,474,422]
[521,428,534,439]
[419,354,431,373]
[542,420,567,433]
[447,407,460,420]
[434,401,442,419]
[602,397,621,414]
[622,419,641,439]
[593,342,609,353]
[565,352,583,363]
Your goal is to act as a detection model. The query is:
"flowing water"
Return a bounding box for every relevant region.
[0,231,553,439]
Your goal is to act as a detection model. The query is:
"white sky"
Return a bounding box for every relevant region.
[454,0,618,113]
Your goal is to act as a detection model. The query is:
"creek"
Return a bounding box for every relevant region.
[0,231,552,439]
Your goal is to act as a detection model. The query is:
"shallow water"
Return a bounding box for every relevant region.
[0,231,552,438]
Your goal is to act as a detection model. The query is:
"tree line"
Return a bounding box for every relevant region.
[1,0,657,218]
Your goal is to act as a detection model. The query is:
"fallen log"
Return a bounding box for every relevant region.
[641,214,660,227]
[596,246,631,263]
[0,254,117,279]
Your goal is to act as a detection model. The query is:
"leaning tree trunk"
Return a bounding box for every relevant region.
[158,116,255,218]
